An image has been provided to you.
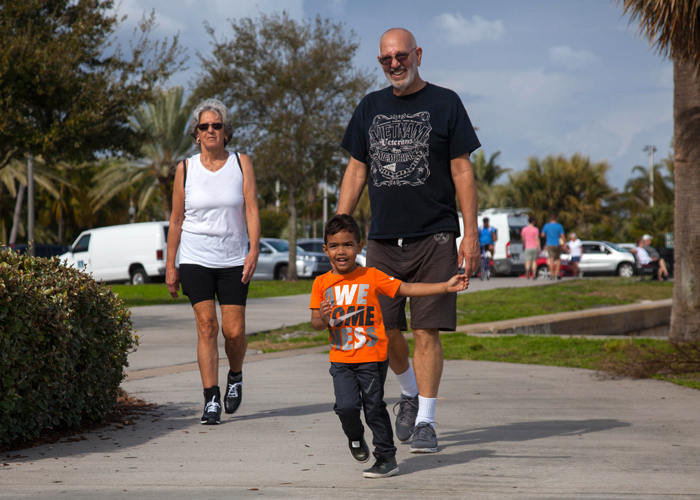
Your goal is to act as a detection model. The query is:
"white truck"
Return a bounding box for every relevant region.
[457,208,531,276]
[60,222,169,284]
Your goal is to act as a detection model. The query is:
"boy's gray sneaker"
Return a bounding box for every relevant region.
[349,437,370,463]
[410,422,438,453]
[363,455,399,478]
[393,394,418,442]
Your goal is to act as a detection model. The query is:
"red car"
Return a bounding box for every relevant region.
[535,253,575,279]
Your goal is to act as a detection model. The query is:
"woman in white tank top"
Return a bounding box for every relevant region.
[165,99,260,425]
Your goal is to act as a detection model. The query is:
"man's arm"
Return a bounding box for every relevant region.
[452,153,480,275]
[336,157,368,215]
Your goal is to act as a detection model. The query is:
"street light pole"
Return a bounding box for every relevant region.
[27,154,35,256]
[643,145,657,208]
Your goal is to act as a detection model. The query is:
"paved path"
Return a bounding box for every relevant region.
[3,353,699,499]
[128,277,559,372]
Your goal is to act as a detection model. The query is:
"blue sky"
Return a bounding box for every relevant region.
[114,0,673,189]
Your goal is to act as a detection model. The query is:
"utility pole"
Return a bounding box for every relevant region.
[275,180,280,211]
[27,154,35,256]
[643,145,657,208]
[323,177,328,225]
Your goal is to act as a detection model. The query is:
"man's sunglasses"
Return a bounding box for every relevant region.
[378,47,417,68]
[197,122,224,131]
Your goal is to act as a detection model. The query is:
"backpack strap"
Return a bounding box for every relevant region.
[183,159,188,188]
[235,152,243,176]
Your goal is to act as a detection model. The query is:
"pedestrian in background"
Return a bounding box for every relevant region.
[541,214,565,280]
[567,232,583,278]
[521,216,540,279]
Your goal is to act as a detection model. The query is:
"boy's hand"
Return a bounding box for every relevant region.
[320,300,332,326]
[446,274,469,293]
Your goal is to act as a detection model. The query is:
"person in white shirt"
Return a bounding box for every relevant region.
[165,99,261,425]
[566,233,583,278]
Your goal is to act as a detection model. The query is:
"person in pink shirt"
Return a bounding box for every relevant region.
[521,217,541,279]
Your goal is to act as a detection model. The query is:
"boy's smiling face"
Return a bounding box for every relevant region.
[323,230,363,274]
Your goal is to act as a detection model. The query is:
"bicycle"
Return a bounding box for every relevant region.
[480,245,492,281]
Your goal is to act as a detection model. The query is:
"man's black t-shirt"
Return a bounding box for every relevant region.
[341,83,480,239]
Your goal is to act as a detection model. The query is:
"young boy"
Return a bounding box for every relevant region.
[310,214,469,478]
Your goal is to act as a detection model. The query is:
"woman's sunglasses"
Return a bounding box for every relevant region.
[197,122,224,131]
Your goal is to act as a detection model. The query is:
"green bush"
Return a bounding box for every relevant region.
[0,249,136,445]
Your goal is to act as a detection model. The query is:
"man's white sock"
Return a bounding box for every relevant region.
[415,396,436,428]
[395,365,419,398]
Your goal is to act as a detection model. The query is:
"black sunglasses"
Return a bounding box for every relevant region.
[378,47,417,67]
[197,122,224,131]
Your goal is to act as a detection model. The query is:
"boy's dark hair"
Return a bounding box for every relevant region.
[529,216,536,224]
[324,214,361,244]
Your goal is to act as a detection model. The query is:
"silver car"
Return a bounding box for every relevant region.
[253,238,331,280]
[576,241,636,277]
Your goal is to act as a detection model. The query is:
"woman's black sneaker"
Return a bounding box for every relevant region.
[348,437,370,463]
[224,370,243,414]
[201,386,222,425]
[363,455,399,478]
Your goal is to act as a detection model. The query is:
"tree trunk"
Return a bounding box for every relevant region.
[670,58,700,341]
[9,181,25,245]
[287,185,298,281]
[57,184,65,245]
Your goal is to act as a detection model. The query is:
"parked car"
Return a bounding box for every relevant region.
[535,252,575,279]
[298,237,366,266]
[254,238,332,280]
[9,244,70,258]
[458,208,531,276]
[571,241,636,277]
[60,222,169,284]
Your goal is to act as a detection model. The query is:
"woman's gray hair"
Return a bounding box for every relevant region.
[188,99,234,148]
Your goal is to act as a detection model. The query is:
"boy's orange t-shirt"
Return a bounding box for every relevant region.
[309,267,402,363]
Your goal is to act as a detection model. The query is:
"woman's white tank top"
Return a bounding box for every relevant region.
[179,152,248,268]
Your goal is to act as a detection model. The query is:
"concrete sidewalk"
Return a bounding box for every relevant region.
[3,353,700,499]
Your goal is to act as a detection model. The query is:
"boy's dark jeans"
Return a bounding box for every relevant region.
[329,359,396,458]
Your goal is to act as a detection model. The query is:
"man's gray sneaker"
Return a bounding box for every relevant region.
[363,455,399,478]
[393,394,418,442]
[410,422,438,453]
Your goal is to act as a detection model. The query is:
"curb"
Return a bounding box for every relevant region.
[455,299,672,336]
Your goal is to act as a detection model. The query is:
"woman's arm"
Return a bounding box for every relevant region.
[166,161,186,298]
[240,154,261,284]
[397,274,469,297]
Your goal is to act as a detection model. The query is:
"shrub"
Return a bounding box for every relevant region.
[0,249,136,445]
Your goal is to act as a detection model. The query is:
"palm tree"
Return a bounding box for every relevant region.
[502,153,616,234]
[618,1,700,340]
[471,150,510,209]
[623,162,674,215]
[90,86,193,220]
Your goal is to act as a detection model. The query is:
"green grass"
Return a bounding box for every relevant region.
[406,334,700,391]
[111,280,314,307]
[456,278,672,325]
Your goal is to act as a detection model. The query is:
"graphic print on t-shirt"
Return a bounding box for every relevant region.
[323,284,379,351]
[368,112,432,187]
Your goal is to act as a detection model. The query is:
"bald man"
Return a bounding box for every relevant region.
[337,28,481,454]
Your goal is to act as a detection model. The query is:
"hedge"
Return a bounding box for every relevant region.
[0,249,136,445]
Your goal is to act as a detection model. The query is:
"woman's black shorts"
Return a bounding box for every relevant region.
[178,264,249,307]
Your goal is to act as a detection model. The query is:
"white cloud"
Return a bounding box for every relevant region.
[432,13,504,45]
[549,46,600,71]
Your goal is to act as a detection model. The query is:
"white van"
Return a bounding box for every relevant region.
[60,222,169,284]
[457,208,531,276]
